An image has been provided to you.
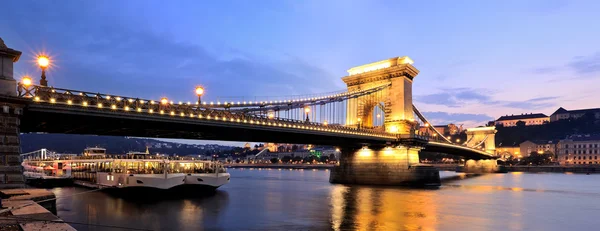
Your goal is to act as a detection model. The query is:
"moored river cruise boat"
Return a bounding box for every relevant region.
[22,147,230,191]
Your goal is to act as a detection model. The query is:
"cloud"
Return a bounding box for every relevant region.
[422,111,494,125]
[415,88,496,108]
[568,52,600,75]
[1,1,339,103]
[416,88,558,111]
[531,67,559,74]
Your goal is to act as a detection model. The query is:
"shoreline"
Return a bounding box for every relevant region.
[227,163,600,173]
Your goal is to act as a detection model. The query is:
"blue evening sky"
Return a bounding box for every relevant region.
[1,0,599,145]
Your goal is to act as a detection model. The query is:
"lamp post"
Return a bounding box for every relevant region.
[357,118,362,129]
[304,107,310,122]
[195,86,204,105]
[37,55,50,86]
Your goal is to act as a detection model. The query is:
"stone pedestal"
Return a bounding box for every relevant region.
[330,146,440,186]
[459,159,506,173]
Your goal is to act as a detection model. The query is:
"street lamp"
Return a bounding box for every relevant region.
[21,76,32,86]
[195,86,204,105]
[37,55,50,86]
[357,117,362,129]
[304,107,310,122]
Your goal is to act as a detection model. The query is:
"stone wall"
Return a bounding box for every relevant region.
[329,146,440,186]
[0,102,24,188]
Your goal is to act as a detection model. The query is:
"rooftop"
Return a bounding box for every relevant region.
[551,107,600,116]
[497,113,548,121]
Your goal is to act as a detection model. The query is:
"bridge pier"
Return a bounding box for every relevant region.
[459,159,506,173]
[0,37,25,188]
[329,145,440,187]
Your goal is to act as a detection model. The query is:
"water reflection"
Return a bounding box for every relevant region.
[52,187,229,231]
[331,185,438,231]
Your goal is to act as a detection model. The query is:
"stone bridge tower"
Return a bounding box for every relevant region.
[341,56,419,135]
[465,127,497,154]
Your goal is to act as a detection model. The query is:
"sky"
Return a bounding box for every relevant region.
[1,0,599,146]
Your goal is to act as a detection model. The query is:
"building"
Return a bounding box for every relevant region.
[495,113,549,127]
[495,144,521,159]
[557,134,600,165]
[519,140,558,156]
[550,107,600,122]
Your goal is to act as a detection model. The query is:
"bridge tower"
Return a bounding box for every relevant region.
[331,57,440,187]
[0,37,25,188]
[465,126,497,154]
[341,56,419,134]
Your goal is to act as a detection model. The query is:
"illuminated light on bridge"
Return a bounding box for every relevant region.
[21,76,32,86]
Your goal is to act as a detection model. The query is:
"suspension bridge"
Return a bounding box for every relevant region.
[0,40,500,187]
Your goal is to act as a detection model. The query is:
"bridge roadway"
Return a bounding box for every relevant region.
[13,85,493,160]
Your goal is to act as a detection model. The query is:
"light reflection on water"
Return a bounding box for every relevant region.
[51,169,600,231]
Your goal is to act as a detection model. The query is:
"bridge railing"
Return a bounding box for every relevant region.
[17,84,398,140]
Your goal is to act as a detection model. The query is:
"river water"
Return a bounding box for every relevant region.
[51,169,600,231]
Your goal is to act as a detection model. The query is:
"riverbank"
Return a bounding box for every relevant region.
[0,188,75,230]
[431,164,600,173]
[226,163,334,169]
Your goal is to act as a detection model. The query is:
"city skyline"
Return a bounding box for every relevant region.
[1,1,599,145]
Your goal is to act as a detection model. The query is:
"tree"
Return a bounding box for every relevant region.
[292,156,303,162]
[516,120,526,127]
[292,145,299,151]
[329,154,336,162]
[520,151,553,165]
[282,156,292,163]
[270,158,279,164]
[303,156,316,163]
[319,155,329,163]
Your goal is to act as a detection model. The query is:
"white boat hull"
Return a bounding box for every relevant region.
[183,173,230,188]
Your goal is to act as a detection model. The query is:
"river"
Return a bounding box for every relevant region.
[51,169,600,230]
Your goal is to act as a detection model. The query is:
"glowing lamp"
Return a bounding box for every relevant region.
[194,85,207,97]
[160,97,168,105]
[37,56,50,68]
[21,76,32,86]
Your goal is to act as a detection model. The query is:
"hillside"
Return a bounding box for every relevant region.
[495,116,600,146]
[20,134,238,156]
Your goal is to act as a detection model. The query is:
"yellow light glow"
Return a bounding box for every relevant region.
[34,96,40,101]
[21,76,32,86]
[195,86,204,96]
[160,110,164,114]
[304,107,310,113]
[106,96,111,100]
[160,98,168,105]
[137,108,142,112]
[389,125,399,133]
[268,113,274,119]
[82,101,88,106]
[37,56,50,68]
[149,109,154,113]
[357,118,362,122]
[111,105,116,109]
[97,103,103,108]
[50,98,56,103]
[67,100,72,105]
[124,106,130,111]
[323,121,328,126]
[376,114,381,118]
[456,139,461,142]
[170,111,175,115]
